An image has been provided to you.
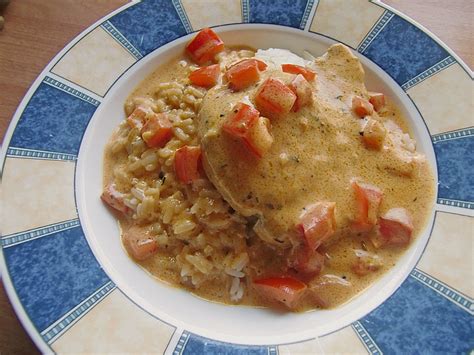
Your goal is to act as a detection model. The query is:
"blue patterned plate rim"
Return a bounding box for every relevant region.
[0,0,472,354]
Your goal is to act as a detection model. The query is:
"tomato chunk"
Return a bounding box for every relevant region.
[185,28,224,64]
[288,74,313,112]
[101,184,130,215]
[253,277,307,308]
[351,180,383,233]
[225,59,267,91]
[256,60,268,71]
[361,118,386,150]
[255,78,296,118]
[189,64,220,88]
[297,202,336,250]
[351,250,383,276]
[352,96,374,118]
[246,116,273,157]
[127,106,152,130]
[222,102,259,138]
[222,102,272,157]
[369,92,386,112]
[289,246,325,277]
[378,208,413,246]
[174,145,202,184]
[140,113,173,148]
[281,64,316,81]
[123,229,158,261]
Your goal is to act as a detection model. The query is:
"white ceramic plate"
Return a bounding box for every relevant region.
[1,1,472,353]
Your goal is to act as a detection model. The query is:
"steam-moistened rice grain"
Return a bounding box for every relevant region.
[161,194,184,223]
[140,153,158,167]
[230,277,240,294]
[226,269,245,278]
[183,94,197,105]
[131,187,145,201]
[163,88,183,97]
[185,254,213,274]
[180,262,191,277]
[229,277,244,301]
[202,215,232,230]
[185,86,205,98]
[145,188,160,197]
[234,283,244,301]
[173,219,196,234]
[179,110,195,119]
[158,147,173,158]
[157,82,184,91]
[180,118,194,127]
[233,253,249,272]
[124,198,138,210]
[169,95,180,107]
[156,232,168,246]
[136,196,155,219]
[174,127,189,142]
[129,159,143,172]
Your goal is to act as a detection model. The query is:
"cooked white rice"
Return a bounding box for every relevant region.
[107,51,253,301]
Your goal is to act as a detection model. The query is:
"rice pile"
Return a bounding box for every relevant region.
[107,50,257,301]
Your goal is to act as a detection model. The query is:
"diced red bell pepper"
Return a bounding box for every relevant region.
[254,59,268,71]
[225,59,267,91]
[288,74,313,112]
[378,208,414,246]
[351,180,383,233]
[281,64,316,81]
[253,276,307,309]
[222,102,259,138]
[369,92,386,112]
[351,252,383,276]
[101,184,131,215]
[185,27,224,64]
[246,116,273,157]
[289,246,325,277]
[361,118,386,150]
[141,113,173,148]
[123,229,158,261]
[222,102,273,158]
[127,106,152,130]
[297,202,336,250]
[174,145,202,184]
[255,78,296,118]
[352,96,374,118]
[189,64,221,88]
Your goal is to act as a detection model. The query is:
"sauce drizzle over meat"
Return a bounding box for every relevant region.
[102,28,435,311]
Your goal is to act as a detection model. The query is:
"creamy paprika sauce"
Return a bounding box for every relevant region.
[102,29,435,311]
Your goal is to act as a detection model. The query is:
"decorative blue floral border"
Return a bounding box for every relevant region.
[1,219,80,248]
[357,11,394,53]
[352,321,382,355]
[100,21,143,60]
[41,281,116,344]
[6,147,78,161]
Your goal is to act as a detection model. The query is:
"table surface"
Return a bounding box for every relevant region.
[0,0,472,353]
